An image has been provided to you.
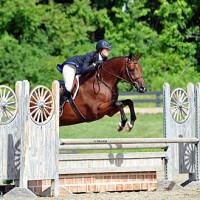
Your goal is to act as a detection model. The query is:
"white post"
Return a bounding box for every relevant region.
[4,80,36,197]
[163,82,173,180]
[19,80,30,188]
[195,83,200,180]
[51,80,60,196]
[163,83,196,181]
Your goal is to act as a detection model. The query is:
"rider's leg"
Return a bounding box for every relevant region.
[60,87,71,108]
[60,64,76,115]
[63,64,76,93]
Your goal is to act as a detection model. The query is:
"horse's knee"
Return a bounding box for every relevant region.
[127,99,133,107]
[115,101,123,107]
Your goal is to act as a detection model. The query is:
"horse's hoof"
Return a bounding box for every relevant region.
[126,122,133,132]
[117,122,124,132]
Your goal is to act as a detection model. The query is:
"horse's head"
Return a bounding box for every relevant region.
[122,52,146,93]
[98,52,146,93]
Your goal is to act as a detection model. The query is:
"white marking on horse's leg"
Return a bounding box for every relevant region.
[117,122,124,132]
[126,121,133,132]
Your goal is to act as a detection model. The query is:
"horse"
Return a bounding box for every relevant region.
[59,52,146,132]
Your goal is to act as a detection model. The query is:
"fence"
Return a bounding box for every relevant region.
[0,80,59,197]
[119,91,163,107]
[0,81,200,197]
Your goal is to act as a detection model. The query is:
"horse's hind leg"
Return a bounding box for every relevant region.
[115,101,127,132]
[121,99,136,132]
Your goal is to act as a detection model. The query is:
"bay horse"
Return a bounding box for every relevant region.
[59,52,146,132]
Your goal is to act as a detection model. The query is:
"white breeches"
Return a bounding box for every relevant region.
[62,64,76,92]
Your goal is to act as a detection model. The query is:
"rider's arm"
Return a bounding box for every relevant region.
[81,61,103,75]
[80,64,96,75]
[80,53,97,74]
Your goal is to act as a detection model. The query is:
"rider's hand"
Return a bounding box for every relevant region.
[93,60,103,67]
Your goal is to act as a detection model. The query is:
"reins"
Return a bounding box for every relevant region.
[98,58,143,87]
[95,69,114,94]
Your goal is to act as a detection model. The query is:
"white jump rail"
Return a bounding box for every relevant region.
[60,138,198,144]
[59,138,198,151]
[60,143,168,150]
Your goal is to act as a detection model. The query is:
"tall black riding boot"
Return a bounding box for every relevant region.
[59,87,71,116]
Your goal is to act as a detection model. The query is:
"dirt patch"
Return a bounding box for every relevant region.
[135,107,163,114]
[5,189,200,200]
[124,107,163,114]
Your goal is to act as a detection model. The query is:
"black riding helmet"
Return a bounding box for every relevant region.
[96,39,112,51]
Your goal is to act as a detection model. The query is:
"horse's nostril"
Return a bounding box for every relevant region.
[138,85,146,93]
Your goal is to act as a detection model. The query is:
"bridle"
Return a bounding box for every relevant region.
[125,59,143,86]
[99,58,143,87]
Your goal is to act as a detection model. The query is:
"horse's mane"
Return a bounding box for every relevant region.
[80,56,127,82]
[104,56,127,63]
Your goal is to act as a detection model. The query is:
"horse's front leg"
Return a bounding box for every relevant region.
[121,99,136,132]
[115,101,127,132]
[97,101,127,132]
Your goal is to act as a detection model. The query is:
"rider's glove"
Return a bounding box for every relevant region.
[93,60,103,68]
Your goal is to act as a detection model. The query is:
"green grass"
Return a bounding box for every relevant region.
[59,113,163,153]
[60,113,163,139]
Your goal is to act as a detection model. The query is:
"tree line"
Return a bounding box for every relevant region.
[0,0,199,91]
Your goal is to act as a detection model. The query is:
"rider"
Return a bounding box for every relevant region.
[57,39,112,114]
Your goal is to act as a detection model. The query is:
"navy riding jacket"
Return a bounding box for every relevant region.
[57,51,107,75]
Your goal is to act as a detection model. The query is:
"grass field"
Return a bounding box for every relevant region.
[60,113,163,139]
[60,113,163,153]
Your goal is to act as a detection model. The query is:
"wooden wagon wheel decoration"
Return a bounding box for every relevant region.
[29,85,54,125]
[0,85,18,125]
[170,88,190,124]
[182,143,195,173]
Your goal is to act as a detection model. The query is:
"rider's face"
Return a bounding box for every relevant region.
[101,48,110,58]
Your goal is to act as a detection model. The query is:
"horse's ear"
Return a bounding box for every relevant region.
[135,54,142,61]
[128,52,135,59]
